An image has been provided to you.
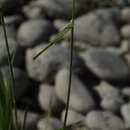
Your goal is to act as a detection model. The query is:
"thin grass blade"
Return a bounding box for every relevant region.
[33,21,73,60]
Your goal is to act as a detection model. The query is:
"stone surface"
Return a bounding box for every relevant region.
[121,25,130,39]
[55,68,95,113]
[94,81,120,99]
[26,44,85,82]
[17,110,40,130]
[55,8,120,46]
[122,87,130,99]
[100,96,124,112]
[23,4,45,19]
[121,103,130,127]
[85,110,125,129]
[121,7,130,23]
[83,48,130,81]
[17,19,55,48]
[1,66,30,99]
[37,118,63,130]
[0,38,24,66]
[61,109,85,126]
[120,40,130,54]
[28,0,87,19]
[38,84,62,112]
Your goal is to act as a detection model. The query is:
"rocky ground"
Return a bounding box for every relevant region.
[1,0,130,130]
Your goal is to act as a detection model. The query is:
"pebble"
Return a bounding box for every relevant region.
[1,66,30,99]
[70,9,120,46]
[94,81,120,99]
[61,109,85,126]
[121,7,130,23]
[121,103,130,127]
[55,68,95,113]
[17,19,55,48]
[121,25,130,39]
[26,44,85,82]
[37,118,63,130]
[83,48,130,81]
[85,110,125,129]
[38,84,62,112]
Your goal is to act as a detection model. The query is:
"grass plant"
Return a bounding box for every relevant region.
[0,12,18,130]
[0,0,75,129]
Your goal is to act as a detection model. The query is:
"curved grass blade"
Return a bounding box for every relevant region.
[33,21,73,60]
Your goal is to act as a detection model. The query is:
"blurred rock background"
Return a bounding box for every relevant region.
[1,0,130,130]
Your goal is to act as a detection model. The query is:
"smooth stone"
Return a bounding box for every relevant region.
[94,81,120,99]
[37,118,63,130]
[83,48,130,81]
[55,68,95,113]
[17,110,40,130]
[113,0,130,7]
[28,0,87,19]
[85,110,125,129]
[121,7,130,23]
[38,84,62,112]
[17,19,55,48]
[61,109,85,126]
[121,25,130,39]
[124,54,130,67]
[122,87,130,99]
[121,103,130,127]
[26,44,85,82]
[101,96,124,112]
[23,4,45,19]
[55,8,120,46]
[0,25,16,39]
[120,40,130,54]
[1,66,30,99]
[0,38,24,67]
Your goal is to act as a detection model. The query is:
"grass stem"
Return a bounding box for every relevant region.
[1,14,18,130]
[63,0,75,129]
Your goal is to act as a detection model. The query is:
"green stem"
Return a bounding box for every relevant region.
[1,14,18,130]
[63,0,75,129]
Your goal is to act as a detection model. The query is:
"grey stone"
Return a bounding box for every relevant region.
[55,68,95,113]
[37,118,63,130]
[113,0,130,7]
[120,40,130,54]
[122,87,130,98]
[121,7,130,23]
[38,84,62,112]
[94,81,120,99]
[83,48,130,81]
[121,103,130,127]
[0,25,16,39]
[94,81,123,112]
[17,19,55,48]
[26,44,85,82]
[85,110,125,129]
[101,96,124,112]
[1,66,30,99]
[17,110,40,130]
[55,9,120,46]
[0,38,22,66]
[61,109,85,126]
[23,4,45,19]
[28,0,86,19]
[121,25,130,39]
